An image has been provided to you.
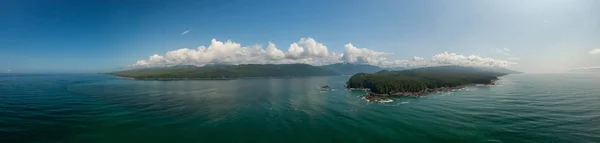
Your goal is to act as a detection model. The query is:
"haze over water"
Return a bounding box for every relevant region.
[1,73,599,142]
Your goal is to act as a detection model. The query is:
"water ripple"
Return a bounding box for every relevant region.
[1,74,600,142]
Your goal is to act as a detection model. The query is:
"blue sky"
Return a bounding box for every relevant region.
[1,0,599,73]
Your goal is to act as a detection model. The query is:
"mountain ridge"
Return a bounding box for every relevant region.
[109,64,337,80]
[110,63,520,80]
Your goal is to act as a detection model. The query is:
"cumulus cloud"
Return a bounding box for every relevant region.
[285,38,329,59]
[379,60,427,68]
[341,43,392,65]
[133,39,265,67]
[412,56,425,62]
[265,42,285,60]
[132,38,341,68]
[376,56,430,68]
[181,30,191,35]
[379,52,513,68]
[589,49,600,55]
[130,38,515,69]
[432,52,514,68]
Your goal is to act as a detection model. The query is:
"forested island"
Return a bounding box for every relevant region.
[346,66,518,101]
[109,64,337,80]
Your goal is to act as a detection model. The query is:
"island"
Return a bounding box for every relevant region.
[108,64,337,80]
[346,66,518,102]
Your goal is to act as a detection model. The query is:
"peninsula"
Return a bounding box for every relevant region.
[108,64,337,80]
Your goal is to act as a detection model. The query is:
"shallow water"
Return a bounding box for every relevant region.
[1,73,600,142]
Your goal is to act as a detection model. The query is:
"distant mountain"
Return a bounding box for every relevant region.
[318,63,383,75]
[109,63,520,81]
[108,64,337,80]
[202,63,232,67]
[383,67,406,71]
[170,65,198,68]
[121,65,198,72]
[478,67,522,74]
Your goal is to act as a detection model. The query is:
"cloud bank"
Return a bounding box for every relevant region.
[341,43,392,65]
[432,52,515,67]
[589,49,600,55]
[131,38,514,69]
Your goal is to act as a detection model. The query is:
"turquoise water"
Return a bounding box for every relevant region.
[1,73,600,142]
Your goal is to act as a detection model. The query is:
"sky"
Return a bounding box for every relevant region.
[1,0,599,73]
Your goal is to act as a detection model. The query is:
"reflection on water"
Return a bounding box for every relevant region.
[1,73,600,142]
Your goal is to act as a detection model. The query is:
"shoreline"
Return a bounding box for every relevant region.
[355,80,497,102]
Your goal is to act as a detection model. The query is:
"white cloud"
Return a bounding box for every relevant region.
[130,38,515,69]
[133,39,264,67]
[265,42,285,60]
[412,56,424,62]
[181,30,191,35]
[589,49,600,55]
[286,43,305,59]
[432,52,515,68]
[377,56,429,68]
[379,52,514,68]
[285,38,329,59]
[341,43,392,65]
[131,38,340,68]
[379,60,429,68]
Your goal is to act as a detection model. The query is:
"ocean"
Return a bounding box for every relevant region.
[1,73,599,143]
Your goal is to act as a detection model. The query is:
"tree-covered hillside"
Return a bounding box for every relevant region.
[109,64,337,79]
[347,66,512,94]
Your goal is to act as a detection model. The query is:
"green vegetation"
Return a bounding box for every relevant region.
[347,66,512,94]
[109,64,337,79]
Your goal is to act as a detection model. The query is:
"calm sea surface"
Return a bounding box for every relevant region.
[1,73,599,143]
